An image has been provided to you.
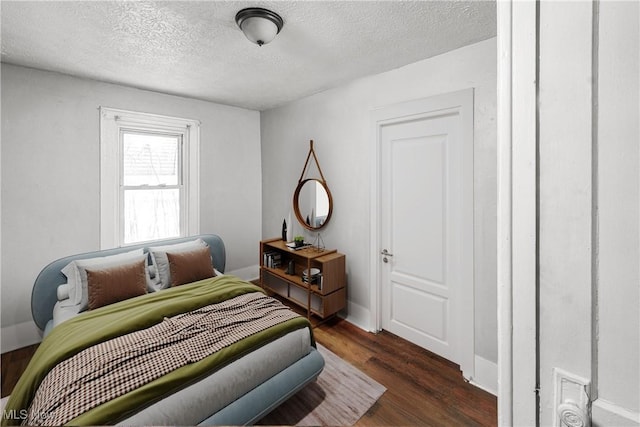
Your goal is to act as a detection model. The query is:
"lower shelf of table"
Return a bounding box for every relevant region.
[261,272,345,319]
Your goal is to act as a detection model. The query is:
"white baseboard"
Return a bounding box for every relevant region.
[226,264,259,282]
[469,354,498,396]
[343,300,371,332]
[338,307,497,397]
[593,398,640,426]
[1,320,42,353]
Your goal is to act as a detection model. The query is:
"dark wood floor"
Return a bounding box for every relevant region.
[1,317,496,426]
[1,344,39,398]
[314,318,496,426]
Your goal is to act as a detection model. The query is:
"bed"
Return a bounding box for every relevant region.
[2,234,324,426]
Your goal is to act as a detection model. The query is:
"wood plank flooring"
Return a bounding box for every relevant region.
[1,344,39,398]
[1,318,496,426]
[314,318,496,426]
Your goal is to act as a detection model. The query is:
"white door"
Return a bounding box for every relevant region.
[376,92,473,371]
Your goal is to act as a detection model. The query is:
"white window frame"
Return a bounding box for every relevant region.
[100,107,200,249]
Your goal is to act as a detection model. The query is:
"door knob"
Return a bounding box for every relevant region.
[381,249,394,263]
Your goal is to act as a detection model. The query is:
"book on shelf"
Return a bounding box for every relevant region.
[285,242,312,251]
[263,251,282,269]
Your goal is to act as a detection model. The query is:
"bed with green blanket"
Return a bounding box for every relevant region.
[2,235,324,426]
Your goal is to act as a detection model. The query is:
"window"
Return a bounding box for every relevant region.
[100,108,200,248]
[122,131,181,244]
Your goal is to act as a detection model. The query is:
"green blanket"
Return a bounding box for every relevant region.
[2,275,313,426]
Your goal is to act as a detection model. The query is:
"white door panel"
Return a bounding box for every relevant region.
[389,133,446,285]
[390,281,449,340]
[381,112,460,362]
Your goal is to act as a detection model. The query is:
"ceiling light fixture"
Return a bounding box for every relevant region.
[235,7,284,47]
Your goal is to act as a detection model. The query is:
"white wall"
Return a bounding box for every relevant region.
[594,0,639,419]
[538,2,595,423]
[1,64,262,347]
[537,1,639,424]
[261,38,497,364]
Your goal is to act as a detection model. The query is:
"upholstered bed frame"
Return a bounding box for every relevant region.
[30,234,324,425]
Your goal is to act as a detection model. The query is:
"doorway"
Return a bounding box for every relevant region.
[370,89,475,378]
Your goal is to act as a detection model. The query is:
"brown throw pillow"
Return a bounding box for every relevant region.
[86,259,147,310]
[167,246,216,287]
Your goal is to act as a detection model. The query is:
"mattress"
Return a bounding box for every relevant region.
[119,327,311,425]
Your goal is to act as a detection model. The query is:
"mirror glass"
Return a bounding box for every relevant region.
[293,178,333,230]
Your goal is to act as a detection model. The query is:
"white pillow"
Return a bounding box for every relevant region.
[61,249,145,309]
[144,264,160,293]
[56,284,84,309]
[148,263,157,279]
[56,284,70,301]
[148,239,208,289]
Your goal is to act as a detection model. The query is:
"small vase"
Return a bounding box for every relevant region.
[282,219,287,241]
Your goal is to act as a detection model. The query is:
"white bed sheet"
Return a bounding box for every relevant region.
[51,299,81,329]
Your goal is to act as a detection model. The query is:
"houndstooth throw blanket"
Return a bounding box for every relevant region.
[25,292,299,426]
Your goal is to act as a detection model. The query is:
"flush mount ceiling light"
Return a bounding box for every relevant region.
[235,7,284,46]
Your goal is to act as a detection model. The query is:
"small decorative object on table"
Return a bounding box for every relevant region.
[286,260,296,275]
[312,233,325,252]
[282,219,287,242]
[294,235,305,248]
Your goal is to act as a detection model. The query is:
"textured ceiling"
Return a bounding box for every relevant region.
[1,1,496,111]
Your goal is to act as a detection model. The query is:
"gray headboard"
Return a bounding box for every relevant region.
[31,234,226,331]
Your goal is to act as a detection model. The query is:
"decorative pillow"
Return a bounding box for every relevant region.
[86,259,147,310]
[57,284,83,308]
[62,250,147,311]
[56,284,70,301]
[167,247,216,287]
[148,239,208,289]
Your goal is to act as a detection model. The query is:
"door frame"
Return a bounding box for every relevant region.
[496,1,538,425]
[369,89,475,379]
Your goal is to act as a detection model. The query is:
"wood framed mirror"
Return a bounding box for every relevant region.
[294,178,333,230]
[293,141,333,231]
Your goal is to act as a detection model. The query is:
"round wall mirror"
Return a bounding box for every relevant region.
[293,178,333,230]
